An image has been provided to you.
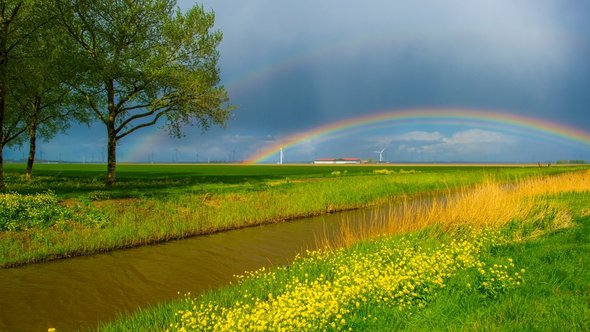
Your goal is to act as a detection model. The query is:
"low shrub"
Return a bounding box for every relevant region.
[0,191,71,231]
[87,190,112,201]
[0,191,108,231]
[373,169,394,175]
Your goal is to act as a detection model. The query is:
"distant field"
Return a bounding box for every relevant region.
[2,162,584,198]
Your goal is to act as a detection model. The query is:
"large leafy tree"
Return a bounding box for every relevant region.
[8,9,90,180]
[0,1,54,190]
[57,0,233,187]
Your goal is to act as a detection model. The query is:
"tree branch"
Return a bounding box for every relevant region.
[6,9,55,53]
[5,127,26,144]
[86,95,105,123]
[57,1,96,56]
[115,82,147,110]
[2,116,26,144]
[9,2,23,21]
[65,84,105,123]
[74,5,98,54]
[115,107,156,134]
[120,102,153,112]
[116,111,168,141]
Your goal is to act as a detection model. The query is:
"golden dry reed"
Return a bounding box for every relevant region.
[325,170,590,248]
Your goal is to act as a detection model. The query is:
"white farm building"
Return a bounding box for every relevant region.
[313,158,361,164]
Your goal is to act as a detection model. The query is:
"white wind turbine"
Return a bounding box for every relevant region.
[373,147,386,163]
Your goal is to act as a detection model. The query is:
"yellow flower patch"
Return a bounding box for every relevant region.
[170,229,517,331]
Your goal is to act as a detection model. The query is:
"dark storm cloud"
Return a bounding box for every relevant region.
[15,0,587,162]
[194,0,587,125]
[229,65,324,133]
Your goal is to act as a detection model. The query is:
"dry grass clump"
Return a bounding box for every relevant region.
[326,170,590,248]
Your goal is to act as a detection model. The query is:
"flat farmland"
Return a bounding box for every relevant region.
[1,163,587,267]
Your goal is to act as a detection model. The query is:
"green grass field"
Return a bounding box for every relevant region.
[1,164,588,331]
[96,173,590,331]
[109,215,588,331]
[2,163,582,198]
[1,163,587,267]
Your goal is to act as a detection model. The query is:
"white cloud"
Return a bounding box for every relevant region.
[395,131,444,142]
[292,138,317,154]
[401,129,515,156]
[364,131,442,149]
[442,129,513,145]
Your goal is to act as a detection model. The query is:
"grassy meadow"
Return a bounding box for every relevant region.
[97,170,590,331]
[1,163,587,267]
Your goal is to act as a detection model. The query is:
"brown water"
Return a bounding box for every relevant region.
[0,204,401,332]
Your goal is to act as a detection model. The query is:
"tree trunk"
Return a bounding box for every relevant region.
[0,81,5,191]
[25,97,40,181]
[106,124,117,187]
[25,126,36,181]
[0,42,6,191]
[25,126,37,181]
[0,142,4,191]
[105,79,117,187]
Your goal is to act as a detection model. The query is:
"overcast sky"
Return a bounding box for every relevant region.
[6,0,590,163]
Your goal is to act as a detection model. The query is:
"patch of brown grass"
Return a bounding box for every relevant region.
[324,170,590,248]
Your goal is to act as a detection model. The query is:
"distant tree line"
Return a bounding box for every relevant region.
[0,0,233,189]
[556,160,587,164]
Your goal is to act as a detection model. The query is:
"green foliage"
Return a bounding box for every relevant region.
[87,190,112,201]
[373,168,394,174]
[373,168,418,175]
[5,163,584,198]
[76,205,109,229]
[0,191,70,231]
[56,0,233,185]
[0,191,108,231]
[473,258,524,299]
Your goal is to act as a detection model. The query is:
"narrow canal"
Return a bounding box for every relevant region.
[0,202,403,331]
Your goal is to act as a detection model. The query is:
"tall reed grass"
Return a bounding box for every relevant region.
[323,170,590,248]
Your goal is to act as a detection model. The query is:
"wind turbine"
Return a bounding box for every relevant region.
[373,147,386,163]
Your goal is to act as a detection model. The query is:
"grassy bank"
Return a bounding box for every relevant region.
[1,164,587,267]
[96,170,590,331]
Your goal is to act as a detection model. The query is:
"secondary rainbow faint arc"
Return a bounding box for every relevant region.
[245,108,590,164]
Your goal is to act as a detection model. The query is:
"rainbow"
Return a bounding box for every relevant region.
[245,108,590,164]
[122,36,374,162]
[122,126,172,162]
